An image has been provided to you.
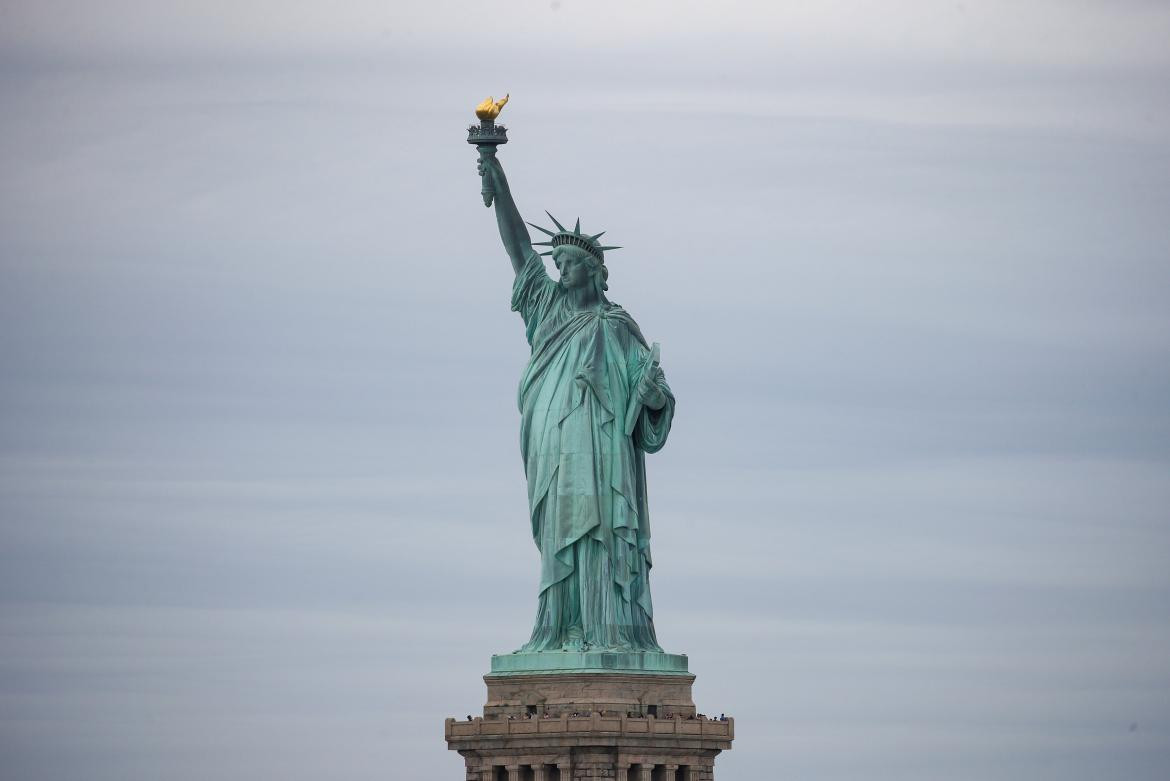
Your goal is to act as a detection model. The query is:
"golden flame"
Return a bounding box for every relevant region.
[475,94,509,121]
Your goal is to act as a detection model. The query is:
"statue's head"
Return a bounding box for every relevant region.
[527,212,620,294]
[552,245,608,292]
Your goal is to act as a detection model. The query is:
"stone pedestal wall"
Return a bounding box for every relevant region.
[445,672,732,780]
[484,672,700,719]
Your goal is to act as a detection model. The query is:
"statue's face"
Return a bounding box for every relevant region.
[555,248,596,290]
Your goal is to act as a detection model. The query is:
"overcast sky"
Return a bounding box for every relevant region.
[1,2,1168,780]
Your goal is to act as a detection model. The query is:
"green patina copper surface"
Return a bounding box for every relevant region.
[488,651,690,676]
[472,108,678,671]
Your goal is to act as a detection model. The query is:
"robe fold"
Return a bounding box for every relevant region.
[511,250,674,652]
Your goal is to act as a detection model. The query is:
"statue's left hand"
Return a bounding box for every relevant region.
[636,373,667,411]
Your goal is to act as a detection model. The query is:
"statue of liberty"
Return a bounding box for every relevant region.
[475,128,676,655]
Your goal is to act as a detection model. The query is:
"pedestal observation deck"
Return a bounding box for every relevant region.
[445,653,733,781]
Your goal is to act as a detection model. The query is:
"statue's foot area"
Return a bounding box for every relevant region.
[561,626,586,652]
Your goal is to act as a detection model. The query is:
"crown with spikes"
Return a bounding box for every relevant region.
[527,212,621,263]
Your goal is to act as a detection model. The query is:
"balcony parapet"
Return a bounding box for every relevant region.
[445,712,733,741]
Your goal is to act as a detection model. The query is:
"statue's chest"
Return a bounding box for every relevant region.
[534,307,625,354]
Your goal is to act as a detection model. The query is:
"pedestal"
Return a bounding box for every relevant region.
[445,657,733,780]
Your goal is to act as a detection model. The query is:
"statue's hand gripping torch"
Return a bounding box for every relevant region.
[468,94,510,207]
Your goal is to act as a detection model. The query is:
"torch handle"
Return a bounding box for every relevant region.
[478,145,498,208]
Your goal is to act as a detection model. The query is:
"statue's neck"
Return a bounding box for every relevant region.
[566,285,602,312]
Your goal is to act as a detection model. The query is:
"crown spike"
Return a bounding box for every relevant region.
[533,241,554,246]
[538,251,554,256]
[573,218,581,235]
[588,231,606,241]
[545,211,567,232]
[597,246,622,252]
[526,222,556,237]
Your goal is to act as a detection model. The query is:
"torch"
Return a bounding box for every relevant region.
[468,94,509,207]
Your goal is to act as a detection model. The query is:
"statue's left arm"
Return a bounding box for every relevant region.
[628,344,675,454]
[636,371,667,412]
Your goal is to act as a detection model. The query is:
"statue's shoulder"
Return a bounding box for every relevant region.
[602,302,649,348]
[603,301,633,321]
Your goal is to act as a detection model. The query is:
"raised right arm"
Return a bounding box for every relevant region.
[478,151,533,275]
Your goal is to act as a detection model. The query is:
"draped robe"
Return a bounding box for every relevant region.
[511,250,674,652]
